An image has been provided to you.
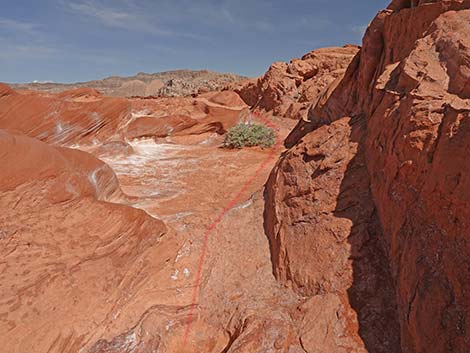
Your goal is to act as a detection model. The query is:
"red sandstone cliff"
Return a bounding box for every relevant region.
[265,0,470,352]
[235,45,359,120]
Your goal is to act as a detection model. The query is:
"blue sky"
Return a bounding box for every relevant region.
[0,0,389,83]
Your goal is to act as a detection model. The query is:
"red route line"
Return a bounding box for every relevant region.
[182,113,281,348]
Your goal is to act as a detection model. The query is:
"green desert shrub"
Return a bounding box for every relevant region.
[224,123,275,149]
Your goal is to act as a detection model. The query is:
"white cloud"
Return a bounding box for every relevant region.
[64,0,211,40]
[0,18,39,36]
[69,1,136,27]
[298,16,332,30]
[0,18,57,60]
[0,42,60,59]
[66,0,175,36]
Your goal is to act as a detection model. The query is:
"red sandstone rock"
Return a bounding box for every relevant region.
[1,1,469,352]
[206,90,247,107]
[0,83,16,98]
[125,115,198,139]
[0,130,176,352]
[236,45,359,120]
[266,1,470,352]
[0,85,131,145]
[0,81,300,352]
[265,118,401,352]
[0,85,250,147]
[56,87,102,100]
[126,94,246,141]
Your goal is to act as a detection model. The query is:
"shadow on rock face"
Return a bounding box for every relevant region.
[333,115,402,353]
[262,114,402,352]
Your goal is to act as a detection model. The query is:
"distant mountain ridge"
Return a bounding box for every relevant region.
[10,69,249,98]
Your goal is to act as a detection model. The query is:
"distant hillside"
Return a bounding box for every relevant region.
[10,69,249,98]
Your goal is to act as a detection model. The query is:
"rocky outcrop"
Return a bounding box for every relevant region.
[205,91,247,108]
[265,1,470,352]
[265,117,401,352]
[236,45,359,119]
[124,92,247,142]
[10,70,247,98]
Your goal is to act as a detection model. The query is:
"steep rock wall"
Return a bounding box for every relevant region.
[265,1,470,352]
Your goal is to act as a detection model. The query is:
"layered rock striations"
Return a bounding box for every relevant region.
[0,130,176,352]
[0,85,131,145]
[0,85,248,146]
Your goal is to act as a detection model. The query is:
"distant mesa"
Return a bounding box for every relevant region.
[10,70,248,98]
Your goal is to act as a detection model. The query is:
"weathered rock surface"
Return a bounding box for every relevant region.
[265,1,470,352]
[124,93,247,142]
[265,117,401,353]
[236,45,359,119]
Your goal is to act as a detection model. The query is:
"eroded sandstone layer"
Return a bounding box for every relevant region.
[265,0,470,352]
[235,45,359,120]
